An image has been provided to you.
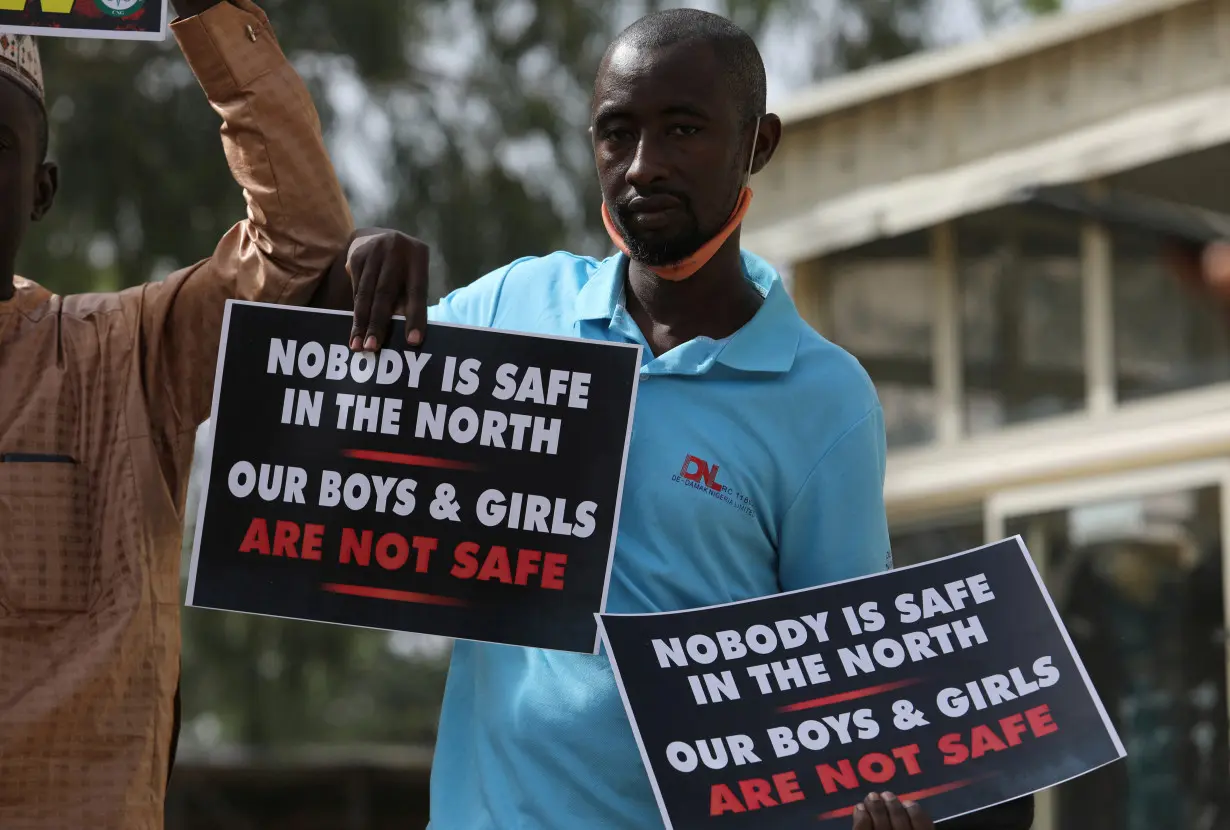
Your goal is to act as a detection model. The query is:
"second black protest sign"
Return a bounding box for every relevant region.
[598,538,1125,828]
[187,301,641,653]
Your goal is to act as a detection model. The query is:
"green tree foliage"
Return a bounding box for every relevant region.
[976,0,1063,29]
[822,0,932,74]
[180,604,451,746]
[21,0,1061,750]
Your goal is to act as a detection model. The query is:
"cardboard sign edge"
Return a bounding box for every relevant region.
[186,299,642,658]
[0,0,168,41]
[597,537,1131,826]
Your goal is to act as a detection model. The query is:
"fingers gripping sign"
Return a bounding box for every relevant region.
[344,229,431,352]
[853,792,935,830]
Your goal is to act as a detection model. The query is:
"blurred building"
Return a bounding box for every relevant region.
[748,0,1230,828]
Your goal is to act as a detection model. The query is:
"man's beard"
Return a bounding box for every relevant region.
[610,179,742,267]
[611,201,711,266]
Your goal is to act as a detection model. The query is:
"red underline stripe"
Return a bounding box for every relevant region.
[778,678,922,713]
[322,583,469,607]
[343,449,478,471]
[816,779,975,820]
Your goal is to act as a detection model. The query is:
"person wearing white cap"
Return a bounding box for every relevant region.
[0,31,42,104]
[0,3,428,828]
[0,31,53,282]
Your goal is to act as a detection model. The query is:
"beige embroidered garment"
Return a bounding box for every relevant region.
[0,3,353,828]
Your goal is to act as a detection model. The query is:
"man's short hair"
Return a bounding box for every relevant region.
[603,8,767,125]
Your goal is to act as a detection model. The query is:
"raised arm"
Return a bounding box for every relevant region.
[130,0,353,489]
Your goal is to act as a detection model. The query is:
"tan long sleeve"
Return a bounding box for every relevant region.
[0,3,352,827]
[136,0,354,499]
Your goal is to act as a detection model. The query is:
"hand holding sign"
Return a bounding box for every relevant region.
[1205,241,1230,292]
[341,229,430,351]
[853,793,933,830]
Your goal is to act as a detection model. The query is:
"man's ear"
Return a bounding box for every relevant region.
[31,161,58,222]
[750,113,782,177]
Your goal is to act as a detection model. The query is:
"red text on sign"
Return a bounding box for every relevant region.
[710,771,806,815]
[815,744,924,794]
[939,704,1059,765]
[339,528,436,573]
[239,518,324,561]
[450,542,568,589]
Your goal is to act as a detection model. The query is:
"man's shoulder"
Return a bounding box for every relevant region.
[498,250,603,295]
[62,288,138,320]
[431,251,608,328]
[738,251,878,418]
[747,311,884,465]
[788,320,880,418]
[8,279,140,368]
[14,276,135,323]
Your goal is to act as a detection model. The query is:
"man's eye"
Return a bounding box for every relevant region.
[670,125,700,137]
[603,129,632,142]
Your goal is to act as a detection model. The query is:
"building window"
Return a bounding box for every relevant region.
[957,208,1085,435]
[826,232,935,449]
[1112,229,1230,402]
[1004,487,1226,830]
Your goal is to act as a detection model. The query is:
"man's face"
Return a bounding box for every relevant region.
[591,40,748,266]
[0,76,55,284]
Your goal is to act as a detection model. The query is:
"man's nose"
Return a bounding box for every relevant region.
[625,133,670,189]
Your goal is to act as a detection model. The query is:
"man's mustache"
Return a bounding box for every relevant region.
[615,190,692,213]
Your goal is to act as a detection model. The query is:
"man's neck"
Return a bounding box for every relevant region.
[624,234,763,351]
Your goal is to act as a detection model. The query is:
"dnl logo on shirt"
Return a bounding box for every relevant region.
[672,455,755,516]
[679,455,722,492]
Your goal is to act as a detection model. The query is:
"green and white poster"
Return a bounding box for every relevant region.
[0,0,167,41]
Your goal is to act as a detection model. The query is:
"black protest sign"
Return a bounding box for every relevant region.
[598,538,1125,828]
[187,301,640,654]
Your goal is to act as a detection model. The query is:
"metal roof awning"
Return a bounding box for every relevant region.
[744,83,1230,264]
[773,0,1203,128]
[883,384,1230,522]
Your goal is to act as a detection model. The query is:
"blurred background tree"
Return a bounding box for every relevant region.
[17,0,1065,752]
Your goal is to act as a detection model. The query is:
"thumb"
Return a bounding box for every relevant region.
[1204,241,1230,294]
[344,249,358,283]
[344,243,370,288]
[344,228,387,284]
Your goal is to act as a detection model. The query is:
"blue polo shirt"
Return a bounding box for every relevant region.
[425,250,890,830]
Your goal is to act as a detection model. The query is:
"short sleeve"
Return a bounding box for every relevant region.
[428,256,535,327]
[777,405,891,592]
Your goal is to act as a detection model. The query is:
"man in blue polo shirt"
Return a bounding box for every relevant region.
[423,11,898,825]
[338,8,1033,830]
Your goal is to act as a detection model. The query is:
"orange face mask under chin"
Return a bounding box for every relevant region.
[601,186,754,282]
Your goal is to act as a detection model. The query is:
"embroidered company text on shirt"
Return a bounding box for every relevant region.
[671,454,755,516]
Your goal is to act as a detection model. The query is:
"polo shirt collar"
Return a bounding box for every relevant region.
[573,253,625,323]
[573,250,800,375]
